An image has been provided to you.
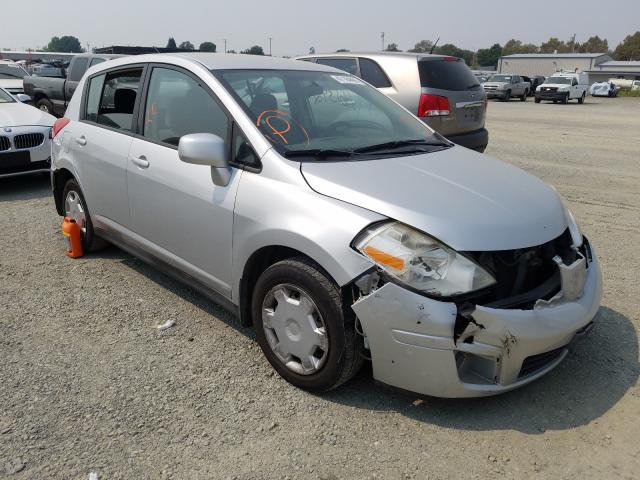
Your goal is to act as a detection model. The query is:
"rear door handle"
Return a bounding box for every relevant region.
[76,136,87,146]
[131,155,149,169]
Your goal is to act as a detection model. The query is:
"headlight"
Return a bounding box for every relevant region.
[354,222,496,297]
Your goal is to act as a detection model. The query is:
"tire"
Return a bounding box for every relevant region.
[520,90,528,101]
[534,98,541,103]
[252,257,363,392]
[563,93,570,104]
[552,100,557,104]
[578,92,585,104]
[501,90,511,102]
[36,98,55,115]
[61,179,107,252]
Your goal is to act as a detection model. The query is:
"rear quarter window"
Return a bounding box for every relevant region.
[418,59,479,91]
[359,58,392,88]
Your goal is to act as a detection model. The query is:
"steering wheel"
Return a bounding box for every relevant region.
[324,119,389,136]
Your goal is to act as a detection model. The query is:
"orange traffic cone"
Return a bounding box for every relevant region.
[62,217,84,258]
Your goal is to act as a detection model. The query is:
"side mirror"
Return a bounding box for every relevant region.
[16,94,32,103]
[178,133,231,187]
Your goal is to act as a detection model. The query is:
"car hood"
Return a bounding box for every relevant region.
[0,79,24,89]
[483,82,507,88]
[0,103,55,127]
[300,146,567,252]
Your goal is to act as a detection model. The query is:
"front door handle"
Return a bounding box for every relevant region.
[76,136,87,146]
[131,155,149,169]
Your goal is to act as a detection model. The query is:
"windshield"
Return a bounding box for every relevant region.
[544,77,572,85]
[0,64,29,79]
[0,89,15,103]
[487,75,512,83]
[214,69,448,160]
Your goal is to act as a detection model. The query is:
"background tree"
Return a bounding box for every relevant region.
[45,36,83,53]
[178,41,195,50]
[242,45,265,55]
[408,40,433,53]
[540,37,569,53]
[309,47,316,54]
[433,43,474,65]
[613,31,640,60]
[502,39,538,55]
[335,48,350,52]
[227,49,237,54]
[199,42,217,52]
[385,43,401,52]
[476,43,502,67]
[578,35,609,53]
[166,37,177,49]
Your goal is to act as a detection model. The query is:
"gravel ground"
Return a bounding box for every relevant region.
[1,96,639,480]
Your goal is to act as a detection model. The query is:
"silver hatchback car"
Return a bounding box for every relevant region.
[51,53,601,398]
[297,52,489,152]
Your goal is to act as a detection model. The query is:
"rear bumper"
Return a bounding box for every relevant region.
[445,128,488,152]
[352,244,602,398]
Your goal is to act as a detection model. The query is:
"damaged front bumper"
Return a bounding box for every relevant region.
[351,246,602,398]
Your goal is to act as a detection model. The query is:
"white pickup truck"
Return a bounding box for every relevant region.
[535,72,589,104]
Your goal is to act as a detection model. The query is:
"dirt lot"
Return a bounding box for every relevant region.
[1,97,639,480]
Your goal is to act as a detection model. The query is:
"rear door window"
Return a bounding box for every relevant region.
[315,58,359,75]
[359,58,392,88]
[95,68,143,131]
[418,59,480,91]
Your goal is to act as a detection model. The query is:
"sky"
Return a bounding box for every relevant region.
[1,0,638,56]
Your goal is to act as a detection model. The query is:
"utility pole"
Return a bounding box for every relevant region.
[268,37,272,56]
[223,39,227,53]
[381,32,385,51]
[570,33,576,52]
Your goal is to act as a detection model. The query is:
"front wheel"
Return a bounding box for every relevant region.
[563,93,570,104]
[520,90,528,101]
[252,258,363,392]
[501,90,511,102]
[62,179,107,252]
[36,98,55,115]
[534,97,541,103]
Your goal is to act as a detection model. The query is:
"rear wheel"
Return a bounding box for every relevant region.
[578,92,586,104]
[36,98,55,115]
[62,179,107,252]
[520,90,528,101]
[252,257,363,392]
[534,97,541,103]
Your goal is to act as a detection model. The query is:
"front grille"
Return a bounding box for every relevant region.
[484,86,498,91]
[0,136,9,151]
[462,229,576,309]
[541,87,558,92]
[519,347,566,378]
[14,133,45,149]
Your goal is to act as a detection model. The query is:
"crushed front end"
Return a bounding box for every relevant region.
[351,231,602,398]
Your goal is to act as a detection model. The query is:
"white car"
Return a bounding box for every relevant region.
[0,60,31,95]
[0,87,55,178]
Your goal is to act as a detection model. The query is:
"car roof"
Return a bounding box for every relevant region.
[87,53,342,73]
[297,51,454,61]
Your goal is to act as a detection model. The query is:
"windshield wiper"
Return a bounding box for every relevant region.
[283,148,356,159]
[353,139,449,154]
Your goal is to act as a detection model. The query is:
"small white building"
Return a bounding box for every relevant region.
[498,53,612,78]
[585,61,640,83]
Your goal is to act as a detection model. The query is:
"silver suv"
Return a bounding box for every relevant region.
[51,53,601,398]
[297,52,488,152]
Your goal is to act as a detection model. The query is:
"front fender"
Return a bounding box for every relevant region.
[231,156,385,303]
